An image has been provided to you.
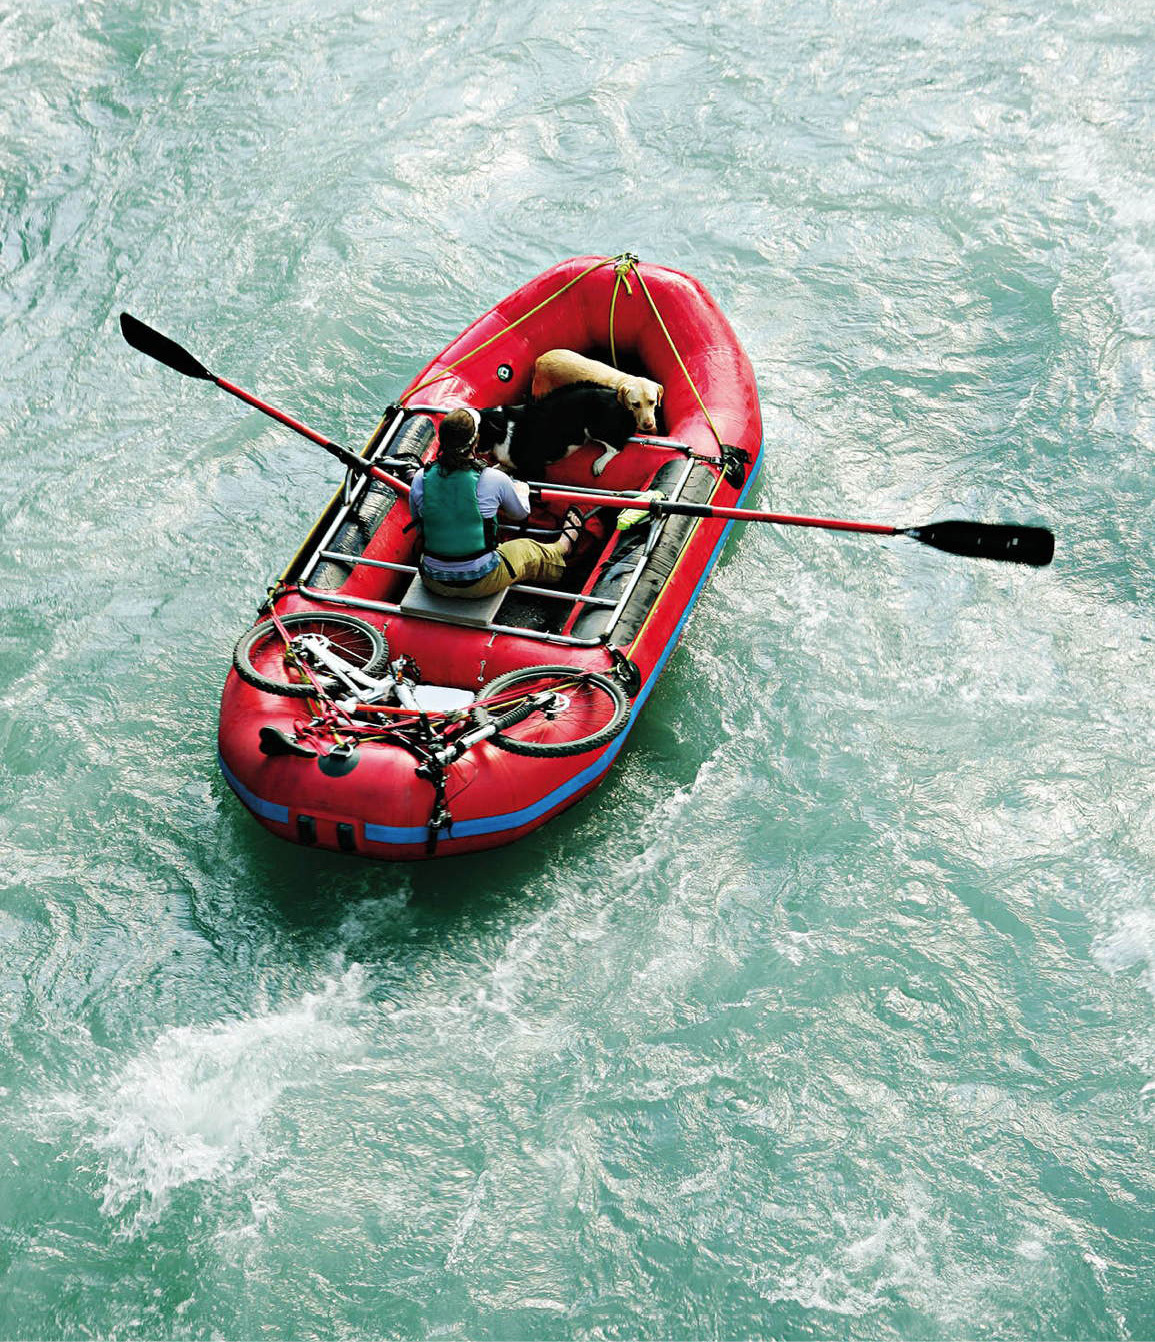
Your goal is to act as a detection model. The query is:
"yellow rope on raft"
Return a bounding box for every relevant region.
[402,255,613,403]
[630,263,725,449]
[399,251,725,454]
[607,253,636,368]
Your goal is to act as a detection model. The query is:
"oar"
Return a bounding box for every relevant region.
[119,312,410,494]
[121,312,1053,567]
[534,486,1054,567]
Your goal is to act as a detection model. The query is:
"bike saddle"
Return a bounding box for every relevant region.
[258,726,317,759]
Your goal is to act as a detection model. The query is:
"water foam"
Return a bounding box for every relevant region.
[1093,906,1155,1033]
[1092,906,1155,1103]
[60,964,370,1235]
[1094,908,1155,985]
[755,1183,1056,1331]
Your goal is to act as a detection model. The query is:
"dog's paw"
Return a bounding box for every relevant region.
[590,444,617,477]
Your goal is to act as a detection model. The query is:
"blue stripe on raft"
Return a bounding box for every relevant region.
[218,754,291,824]
[222,439,765,852]
[365,732,628,845]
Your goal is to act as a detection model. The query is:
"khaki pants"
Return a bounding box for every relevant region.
[420,537,567,599]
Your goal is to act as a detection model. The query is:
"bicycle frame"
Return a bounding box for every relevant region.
[285,634,563,769]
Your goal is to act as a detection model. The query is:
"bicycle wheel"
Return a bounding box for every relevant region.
[473,665,630,757]
[233,612,389,699]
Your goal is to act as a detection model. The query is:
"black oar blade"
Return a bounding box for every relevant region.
[904,520,1055,567]
[120,312,213,381]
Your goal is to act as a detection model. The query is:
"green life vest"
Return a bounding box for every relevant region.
[419,467,497,562]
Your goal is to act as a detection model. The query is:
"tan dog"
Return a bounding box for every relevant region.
[531,349,664,435]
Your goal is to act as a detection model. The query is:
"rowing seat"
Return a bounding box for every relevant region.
[399,573,507,628]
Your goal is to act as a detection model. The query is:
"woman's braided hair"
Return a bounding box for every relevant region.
[434,408,484,474]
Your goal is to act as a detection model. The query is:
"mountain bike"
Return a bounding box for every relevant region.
[232,610,630,764]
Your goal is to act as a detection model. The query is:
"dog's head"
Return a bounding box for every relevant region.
[476,405,517,459]
[617,379,664,434]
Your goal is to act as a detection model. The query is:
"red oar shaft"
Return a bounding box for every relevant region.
[534,486,1053,565]
[215,376,331,449]
[534,486,898,536]
[213,376,409,494]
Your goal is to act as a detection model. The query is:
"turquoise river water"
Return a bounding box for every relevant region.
[2,1,1154,1338]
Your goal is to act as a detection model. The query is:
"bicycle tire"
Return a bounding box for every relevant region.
[233,612,389,699]
[473,665,630,758]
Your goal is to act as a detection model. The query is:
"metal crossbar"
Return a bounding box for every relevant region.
[293,411,711,646]
[314,551,619,608]
[296,586,608,648]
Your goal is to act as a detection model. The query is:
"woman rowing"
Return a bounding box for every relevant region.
[409,408,582,599]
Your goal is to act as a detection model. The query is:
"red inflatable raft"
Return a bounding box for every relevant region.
[217,255,763,858]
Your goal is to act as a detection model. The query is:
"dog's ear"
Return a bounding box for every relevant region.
[655,383,664,405]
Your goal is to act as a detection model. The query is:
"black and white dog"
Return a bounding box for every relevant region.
[478,382,635,478]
